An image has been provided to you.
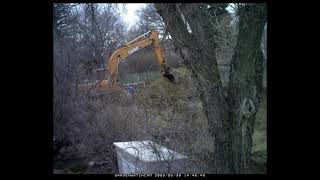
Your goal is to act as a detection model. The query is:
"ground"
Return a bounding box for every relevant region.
[54,66,267,174]
[139,67,267,173]
[251,90,267,173]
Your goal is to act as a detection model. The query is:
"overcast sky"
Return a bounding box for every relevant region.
[120,3,147,29]
[120,3,234,29]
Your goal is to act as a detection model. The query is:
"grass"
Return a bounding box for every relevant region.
[109,65,267,173]
[136,66,267,168]
[125,71,161,84]
[251,92,267,169]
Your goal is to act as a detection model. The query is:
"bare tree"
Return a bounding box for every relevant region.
[75,4,127,71]
[154,3,233,173]
[137,4,165,32]
[154,3,266,173]
[227,4,266,173]
[53,3,78,38]
[53,4,130,173]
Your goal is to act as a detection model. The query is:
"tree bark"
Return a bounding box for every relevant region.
[227,4,266,173]
[155,3,234,173]
[155,3,266,174]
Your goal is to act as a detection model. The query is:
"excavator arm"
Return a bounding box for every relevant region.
[79,30,174,94]
[104,30,171,88]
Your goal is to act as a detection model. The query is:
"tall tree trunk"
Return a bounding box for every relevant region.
[227,4,266,173]
[155,3,266,173]
[155,3,234,173]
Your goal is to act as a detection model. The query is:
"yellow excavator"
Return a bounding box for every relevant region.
[78,30,175,95]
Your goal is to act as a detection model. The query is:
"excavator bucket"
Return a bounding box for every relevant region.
[162,71,176,83]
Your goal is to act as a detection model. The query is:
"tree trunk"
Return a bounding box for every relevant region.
[227,4,266,173]
[155,3,234,173]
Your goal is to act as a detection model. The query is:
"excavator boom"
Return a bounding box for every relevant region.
[79,30,175,94]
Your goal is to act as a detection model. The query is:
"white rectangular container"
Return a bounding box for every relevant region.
[113,140,189,174]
